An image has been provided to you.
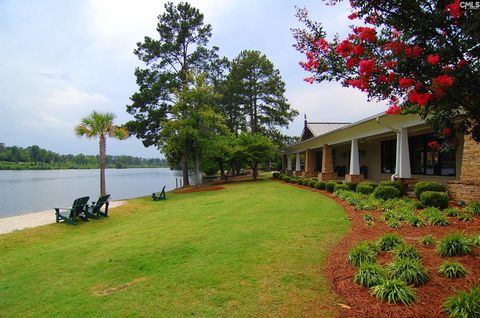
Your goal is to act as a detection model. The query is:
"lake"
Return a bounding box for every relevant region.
[0,168,185,218]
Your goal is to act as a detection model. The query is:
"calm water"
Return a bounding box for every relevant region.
[0,168,184,218]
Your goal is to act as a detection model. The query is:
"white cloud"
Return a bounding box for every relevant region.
[44,84,110,107]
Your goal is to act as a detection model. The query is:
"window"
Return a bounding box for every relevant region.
[381,140,396,174]
[409,134,455,176]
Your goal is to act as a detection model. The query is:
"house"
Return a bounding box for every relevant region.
[282,112,480,203]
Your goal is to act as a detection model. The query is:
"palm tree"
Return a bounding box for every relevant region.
[75,111,128,196]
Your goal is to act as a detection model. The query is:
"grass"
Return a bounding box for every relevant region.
[0,178,349,317]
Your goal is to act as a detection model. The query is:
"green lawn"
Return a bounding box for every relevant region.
[0,179,349,317]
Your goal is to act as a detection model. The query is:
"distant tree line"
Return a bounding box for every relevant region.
[0,143,167,170]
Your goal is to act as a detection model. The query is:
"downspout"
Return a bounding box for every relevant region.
[376,117,399,181]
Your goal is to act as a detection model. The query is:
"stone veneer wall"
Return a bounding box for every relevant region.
[448,135,480,203]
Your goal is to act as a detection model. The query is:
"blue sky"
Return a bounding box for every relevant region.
[0,0,387,158]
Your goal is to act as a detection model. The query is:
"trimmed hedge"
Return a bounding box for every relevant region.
[314,181,326,190]
[308,179,317,187]
[326,181,338,193]
[379,180,406,195]
[357,184,374,195]
[373,185,401,200]
[414,181,447,199]
[346,182,358,191]
[272,172,281,179]
[420,191,449,209]
[334,184,350,192]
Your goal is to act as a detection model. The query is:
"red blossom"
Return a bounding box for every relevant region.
[399,77,415,88]
[457,59,467,67]
[387,72,396,83]
[382,60,397,69]
[443,65,453,72]
[335,40,353,57]
[353,45,365,56]
[359,59,375,76]
[354,26,377,42]
[427,54,441,65]
[433,74,455,88]
[303,77,315,84]
[445,0,461,19]
[346,57,359,68]
[405,46,424,58]
[442,127,452,136]
[415,83,423,89]
[377,74,388,83]
[347,77,369,90]
[408,90,433,106]
[385,104,401,115]
[348,12,358,20]
[427,141,441,151]
[312,38,330,52]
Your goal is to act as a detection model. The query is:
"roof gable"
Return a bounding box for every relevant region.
[301,122,350,141]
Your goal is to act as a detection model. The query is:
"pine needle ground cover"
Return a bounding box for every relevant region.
[0,179,349,317]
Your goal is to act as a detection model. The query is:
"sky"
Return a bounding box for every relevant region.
[0,0,388,158]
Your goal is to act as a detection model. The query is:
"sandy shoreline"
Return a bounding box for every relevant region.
[0,201,126,235]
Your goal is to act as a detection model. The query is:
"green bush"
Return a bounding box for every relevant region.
[348,241,378,267]
[458,211,473,222]
[334,184,350,193]
[371,279,416,306]
[414,181,447,199]
[470,235,480,246]
[356,184,374,195]
[308,179,317,187]
[437,233,472,257]
[355,196,382,210]
[388,258,429,285]
[354,263,386,288]
[363,214,374,222]
[297,178,304,185]
[373,185,401,200]
[378,234,404,252]
[325,181,338,193]
[289,177,298,184]
[282,176,291,183]
[379,180,406,194]
[438,261,469,279]
[346,182,358,191]
[272,172,280,179]
[443,286,480,318]
[419,235,435,246]
[421,207,449,226]
[387,219,401,228]
[393,244,421,260]
[465,201,480,215]
[406,215,425,227]
[420,191,449,209]
[314,181,326,190]
[444,207,460,217]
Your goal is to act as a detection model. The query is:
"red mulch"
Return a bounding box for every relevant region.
[174,185,225,193]
[277,180,480,318]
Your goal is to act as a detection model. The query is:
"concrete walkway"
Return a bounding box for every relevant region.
[0,201,126,235]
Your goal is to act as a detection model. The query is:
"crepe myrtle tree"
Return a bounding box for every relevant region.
[293,0,480,152]
[75,111,128,196]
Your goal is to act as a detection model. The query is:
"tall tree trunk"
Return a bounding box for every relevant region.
[195,151,200,187]
[99,135,107,196]
[182,152,190,187]
[252,161,258,180]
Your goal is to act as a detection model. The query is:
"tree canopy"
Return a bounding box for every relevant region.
[293,0,480,149]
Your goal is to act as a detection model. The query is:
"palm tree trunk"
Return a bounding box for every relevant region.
[99,135,106,196]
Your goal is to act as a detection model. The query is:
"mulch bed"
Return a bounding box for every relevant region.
[279,181,480,318]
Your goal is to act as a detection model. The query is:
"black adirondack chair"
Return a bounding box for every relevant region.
[152,185,166,201]
[85,194,110,218]
[55,196,90,225]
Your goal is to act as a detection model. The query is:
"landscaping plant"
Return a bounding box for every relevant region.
[414,181,447,200]
[370,279,416,306]
[438,261,469,279]
[437,233,472,257]
[443,287,480,318]
[420,191,449,209]
[348,241,378,267]
[465,201,480,216]
[377,234,404,252]
[393,244,421,260]
[373,185,401,200]
[419,235,435,246]
[325,181,338,193]
[356,184,374,195]
[354,263,386,288]
[388,258,429,285]
[314,181,325,190]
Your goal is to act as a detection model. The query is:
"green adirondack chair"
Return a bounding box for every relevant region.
[85,194,110,218]
[152,185,166,201]
[55,196,90,225]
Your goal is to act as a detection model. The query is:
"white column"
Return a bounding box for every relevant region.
[349,139,360,175]
[396,128,411,178]
[295,152,301,171]
[287,155,292,171]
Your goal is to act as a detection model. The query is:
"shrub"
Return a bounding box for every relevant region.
[373,186,401,200]
[297,178,304,185]
[348,241,378,267]
[355,196,382,210]
[361,181,378,189]
[420,191,449,209]
[289,177,298,184]
[371,279,416,306]
[470,235,480,246]
[443,287,480,318]
[325,181,338,193]
[414,181,447,199]
[465,201,480,216]
[437,233,472,257]
[387,219,401,228]
[363,214,374,222]
[346,182,358,191]
[272,172,280,179]
[444,207,460,217]
[354,263,386,288]
[314,181,326,190]
[282,176,290,183]
[419,235,435,246]
[308,179,317,187]
[458,211,473,222]
[379,180,406,195]
[406,215,425,227]
[378,234,404,252]
[392,244,421,260]
[334,184,350,193]
[439,261,469,279]
[356,184,374,195]
[388,258,429,285]
[421,207,449,226]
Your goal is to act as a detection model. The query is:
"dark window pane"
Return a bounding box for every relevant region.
[381,140,396,174]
